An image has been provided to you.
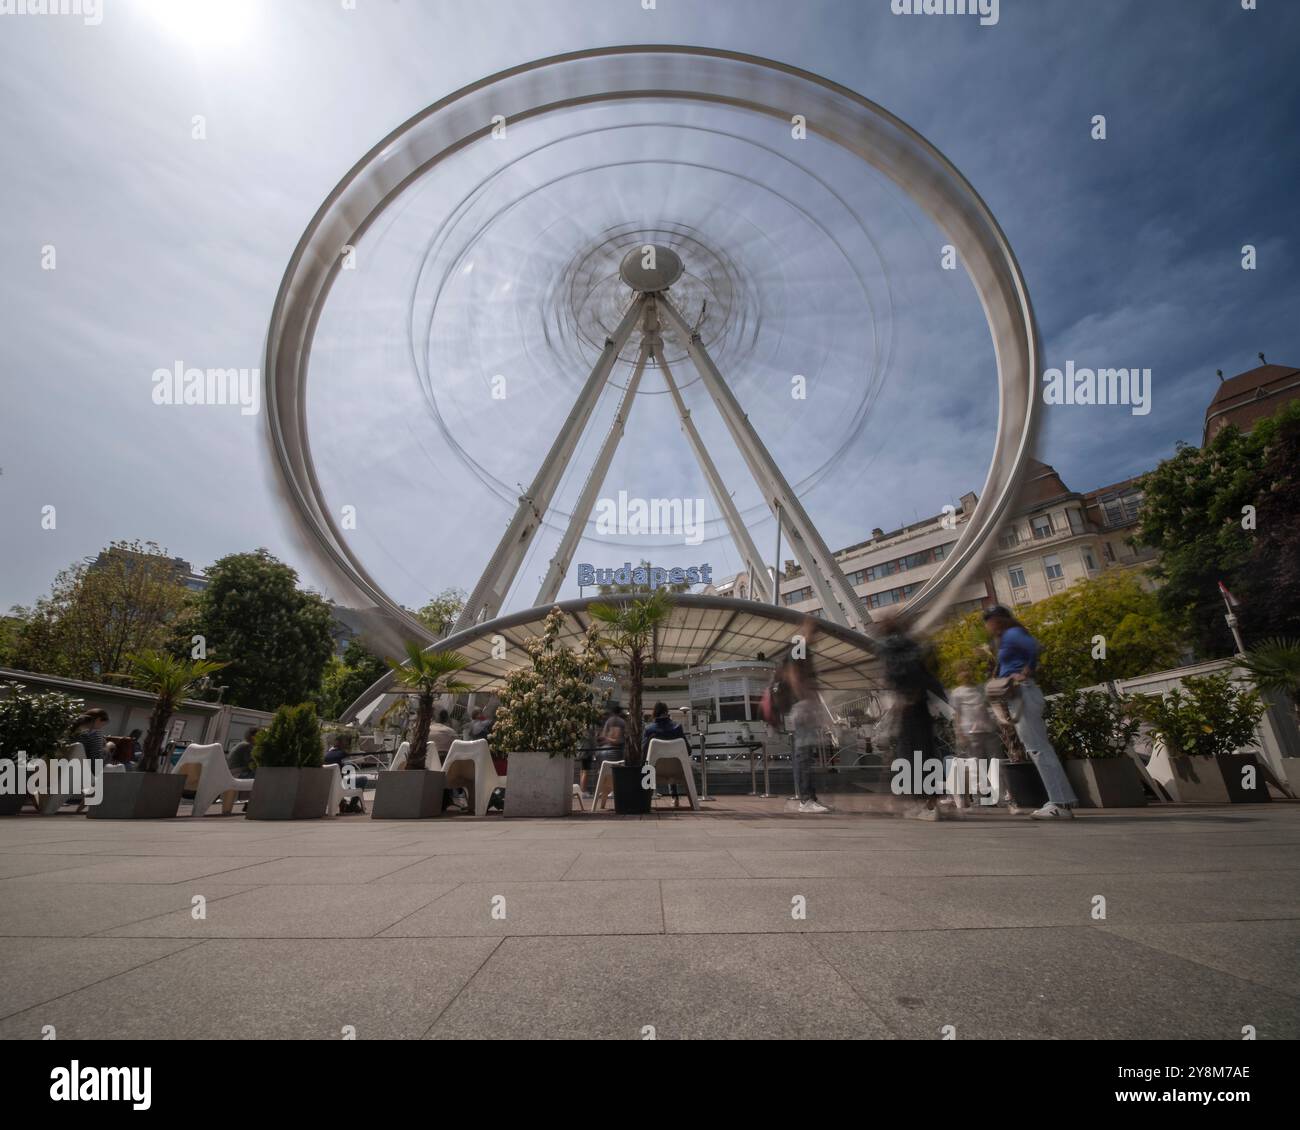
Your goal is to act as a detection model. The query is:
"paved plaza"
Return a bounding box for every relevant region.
[0,799,1296,1041]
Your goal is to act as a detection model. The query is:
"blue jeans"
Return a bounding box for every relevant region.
[790,700,819,802]
[1012,682,1078,807]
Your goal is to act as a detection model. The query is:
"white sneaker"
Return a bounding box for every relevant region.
[1030,802,1074,820]
[797,800,829,814]
[903,801,939,821]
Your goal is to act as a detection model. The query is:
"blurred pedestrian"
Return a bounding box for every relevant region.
[982,605,1078,819]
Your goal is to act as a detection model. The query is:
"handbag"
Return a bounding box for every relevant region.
[984,675,1019,702]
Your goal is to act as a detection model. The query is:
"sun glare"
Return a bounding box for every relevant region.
[143,0,259,48]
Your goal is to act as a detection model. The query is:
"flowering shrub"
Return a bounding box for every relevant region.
[0,683,84,760]
[491,608,605,758]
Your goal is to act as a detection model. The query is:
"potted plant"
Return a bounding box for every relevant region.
[1133,673,1265,804]
[491,608,604,818]
[1240,638,1300,796]
[1044,689,1146,807]
[371,644,470,819]
[91,652,225,819]
[247,702,331,819]
[588,590,674,814]
[0,683,84,816]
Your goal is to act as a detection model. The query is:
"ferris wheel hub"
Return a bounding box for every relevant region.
[619,244,684,292]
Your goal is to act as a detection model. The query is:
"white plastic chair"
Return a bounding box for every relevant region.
[441,738,504,817]
[324,763,366,816]
[572,783,585,812]
[591,758,624,812]
[388,741,410,773]
[37,742,87,814]
[175,742,253,816]
[647,737,699,811]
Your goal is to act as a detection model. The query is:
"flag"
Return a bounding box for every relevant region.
[1217,581,1241,609]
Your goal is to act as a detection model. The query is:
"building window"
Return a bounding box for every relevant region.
[1008,566,1026,589]
[1043,554,1064,580]
[782,587,813,605]
[1083,550,1097,571]
[1102,542,1115,563]
[1031,515,1053,539]
[997,527,1020,549]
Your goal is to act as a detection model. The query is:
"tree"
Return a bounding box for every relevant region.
[386,643,471,771]
[318,639,388,720]
[491,608,604,758]
[413,588,467,637]
[1239,638,1300,729]
[1018,572,1186,694]
[187,550,335,711]
[120,651,226,772]
[7,541,192,681]
[1137,401,1300,655]
[930,573,1186,693]
[1238,407,1300,640]
[587,589,674,765]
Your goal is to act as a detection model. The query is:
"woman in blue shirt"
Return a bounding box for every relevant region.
[983,605,1078,819]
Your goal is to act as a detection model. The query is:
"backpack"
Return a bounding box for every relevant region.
[759,669,795,726]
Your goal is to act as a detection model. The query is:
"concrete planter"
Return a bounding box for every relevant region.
[1064,758,1147,808]
[1283,758,1300,797]
[87,771,185,819]
[503,752,573,819]
[1002,760,1047,809]
[247,766,332,820]
[371,769,446,819]
[1148,742,1231,804]
[612,764,653,814]
[1215,752,1271,804]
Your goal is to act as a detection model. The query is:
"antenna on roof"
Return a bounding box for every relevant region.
[1216,369,1224,382]
[1258,352,1267,365]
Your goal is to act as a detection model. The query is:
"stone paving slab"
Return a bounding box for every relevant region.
[424,934,890,1040]
[808,926,1299,1040]
[0,803,1295,1039]
[378,879,665,937]
[0,938,499,1040]
[100,882,460,938]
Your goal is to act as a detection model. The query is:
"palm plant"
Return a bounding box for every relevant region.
[386,642,471,771]
[121,651,226,772]
[1240,638,1300,728]
[587,590,674,765]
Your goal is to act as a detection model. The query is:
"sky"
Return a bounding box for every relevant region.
[1,0,1297,618]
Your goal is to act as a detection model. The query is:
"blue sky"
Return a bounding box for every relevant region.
[1,0,1297,615]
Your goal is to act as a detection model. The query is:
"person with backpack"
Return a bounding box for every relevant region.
[879,615,949,820]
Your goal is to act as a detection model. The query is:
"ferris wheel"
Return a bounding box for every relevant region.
[262,46,1039,708]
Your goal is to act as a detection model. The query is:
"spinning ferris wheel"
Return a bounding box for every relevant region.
[261,46,1040,709]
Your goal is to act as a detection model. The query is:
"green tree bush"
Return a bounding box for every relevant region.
[254,703,324,769]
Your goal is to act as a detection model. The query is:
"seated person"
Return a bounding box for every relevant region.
[642,702,686,807]
[324,736,374,813]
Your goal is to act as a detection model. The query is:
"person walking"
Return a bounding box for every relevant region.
[783,617,828,814]
[981,605,1078,820]
[879,617,948,820]
[948,661,1000,809]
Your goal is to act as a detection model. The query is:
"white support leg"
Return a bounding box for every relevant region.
[455,295,647,629]
[656,351,772,603]
[658,295,868,631]
[535,338,652,606]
